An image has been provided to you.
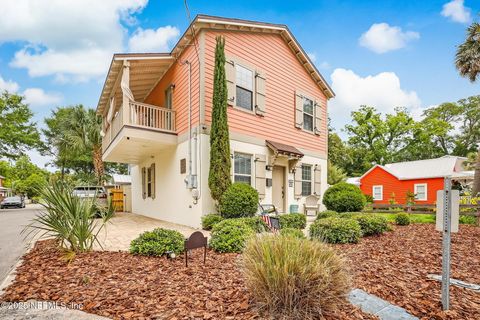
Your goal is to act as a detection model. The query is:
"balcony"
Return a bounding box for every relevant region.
[102,100,177,164]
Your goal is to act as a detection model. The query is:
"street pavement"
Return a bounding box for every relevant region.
[0,204,41,285]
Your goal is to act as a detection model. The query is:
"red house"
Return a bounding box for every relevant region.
[359,156,472,205]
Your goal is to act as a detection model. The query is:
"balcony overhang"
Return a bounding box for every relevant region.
[97,54,175,116]
[103,126,177,164]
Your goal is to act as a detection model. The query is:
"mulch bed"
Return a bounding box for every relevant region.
[339,224,480,320]
[0,240,374,320]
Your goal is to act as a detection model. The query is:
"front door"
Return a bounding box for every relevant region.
[272,166,285,212]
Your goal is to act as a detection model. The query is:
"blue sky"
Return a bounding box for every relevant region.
[0,0,478,169]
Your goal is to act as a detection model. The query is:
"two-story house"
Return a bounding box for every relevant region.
[97,15,334,228]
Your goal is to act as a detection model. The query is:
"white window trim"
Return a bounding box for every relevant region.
[297,93,317,135]
[301,164,312,196]
[234,62,256,114]
[233,152,253,186]
[414,183,428,201]
[372,185,383,201]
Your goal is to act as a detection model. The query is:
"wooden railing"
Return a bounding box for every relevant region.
[129,101,175,132]
[368,203,480,216]
[102,100,176,152]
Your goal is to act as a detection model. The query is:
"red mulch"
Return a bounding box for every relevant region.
[0,240,374,320]
[338,224,480,320]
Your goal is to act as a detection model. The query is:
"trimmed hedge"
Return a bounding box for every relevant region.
[322,183,366,213]
[209,219,255,253]
[316,210,339,220]
[130,228,185,256]
[395,213,410,226]
[220,183,259,218]
[280,227,306,239]
[237,216,268,233]
[353,214,388,236]
[279,213,307,229]
[310,217,362,244]
[201,214,224,230]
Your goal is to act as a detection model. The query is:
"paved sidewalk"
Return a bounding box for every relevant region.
[95,212,209,251]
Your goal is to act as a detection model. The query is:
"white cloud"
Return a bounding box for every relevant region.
[307,52,316,62]
[23,88,62,107]
[0,75,20,92]
[128,26,180,52]
[441,0,471,23]
[318,61,331,70]
[359,23,420,54]
[0,0,148,81]
[0,73,62,107]
[329,68,421,128]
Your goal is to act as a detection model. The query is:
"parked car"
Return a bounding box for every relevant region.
[72,186,108,208]
[0,196,25,209]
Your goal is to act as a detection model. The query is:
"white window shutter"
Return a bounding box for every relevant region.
[225,59,236,106]
[255,71,266,116]
[294,162,303,199]
[295,92,303,128]
[151,163,156,200]
[314,165,321,196]
[314,100,322,135]
[255,154,266,199]
[141,167,146,199]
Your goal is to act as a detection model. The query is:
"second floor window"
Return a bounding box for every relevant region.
[301,164,312,196]
[303,98,314,132]
[235,64,253,111]
[165,86,173,109]
[234,152,252,184]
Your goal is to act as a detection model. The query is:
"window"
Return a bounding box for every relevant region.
[414,183,427,201]
[372,185,383,201]
[301,164,312,196]
[147,167,153,198]
[235,64,253,111]
[303,98,314,132]
[234,152,252,184]
[165,86,173,109]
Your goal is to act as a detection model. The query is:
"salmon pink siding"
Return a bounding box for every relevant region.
[203,30,328,156]
[144,45,200,136]
[360,166,444,205]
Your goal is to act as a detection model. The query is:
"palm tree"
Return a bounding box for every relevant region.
[456,22,480,196]
[62,106,104,185]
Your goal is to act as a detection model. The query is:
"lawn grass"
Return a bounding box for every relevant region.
[374,213,436,224]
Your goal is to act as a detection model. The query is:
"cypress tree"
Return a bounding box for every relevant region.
[208,36,232,202]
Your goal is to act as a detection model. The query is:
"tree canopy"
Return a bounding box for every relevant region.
[0,92,40,159]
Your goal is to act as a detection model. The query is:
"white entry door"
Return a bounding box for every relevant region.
[272,166,285,212]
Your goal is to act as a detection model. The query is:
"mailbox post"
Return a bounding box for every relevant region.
[436,176,460,311]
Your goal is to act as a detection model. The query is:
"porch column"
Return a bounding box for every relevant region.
[121,60,134,124]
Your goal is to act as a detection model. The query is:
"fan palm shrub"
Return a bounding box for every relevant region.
[23,182,114,253]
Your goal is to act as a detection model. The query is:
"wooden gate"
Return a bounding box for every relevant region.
[110,189,124,212]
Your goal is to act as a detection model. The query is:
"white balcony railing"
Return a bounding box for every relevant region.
[102,100,176,152]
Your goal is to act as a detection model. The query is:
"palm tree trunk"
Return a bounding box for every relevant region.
[473,148,480,196]
[92,145,104,185]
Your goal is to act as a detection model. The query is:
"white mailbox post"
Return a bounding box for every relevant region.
[435,177,460,311]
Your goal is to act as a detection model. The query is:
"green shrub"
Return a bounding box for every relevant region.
[364,194,374,203]
[310,217,362,244]
[237,216,268,233]
[279,213,306,229]
[280,227,306,239]
[130,228,185,256]
[201,214,224,230]
[459,215,477,225]
[353,214,388,236]
[220,183,259,218]
[209,219,255,253]
[316,210,338,220]
[242,234,350,319]
[322,183,366,213]
[395,213,410,226]
[337,212,361,219]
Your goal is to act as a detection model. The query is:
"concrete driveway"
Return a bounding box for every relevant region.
[0,204,41,284]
